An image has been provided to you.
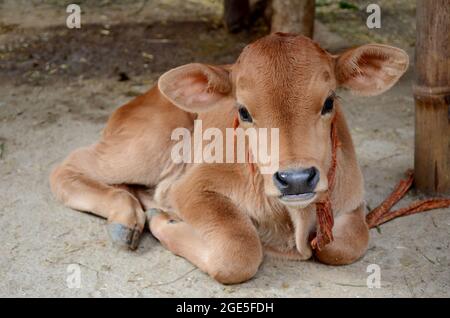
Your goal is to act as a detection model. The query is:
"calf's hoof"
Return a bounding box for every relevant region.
[107,223,142,250]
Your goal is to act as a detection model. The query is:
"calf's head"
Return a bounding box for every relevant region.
[159,33,408,208]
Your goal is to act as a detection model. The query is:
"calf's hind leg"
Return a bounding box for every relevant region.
[50,147,146,250]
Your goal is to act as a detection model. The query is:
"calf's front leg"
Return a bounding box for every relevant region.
[49,147,146,250]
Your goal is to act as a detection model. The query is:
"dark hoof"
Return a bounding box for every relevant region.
[107,223,142,250]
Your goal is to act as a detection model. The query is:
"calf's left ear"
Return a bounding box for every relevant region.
[158,63,233,113]
[335,44,409,96]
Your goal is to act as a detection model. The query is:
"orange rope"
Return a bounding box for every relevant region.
[365,170,450,228]
[233,114,256,179]
[310,116,339,250]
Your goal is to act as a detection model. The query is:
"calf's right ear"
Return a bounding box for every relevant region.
[158,63,233,113]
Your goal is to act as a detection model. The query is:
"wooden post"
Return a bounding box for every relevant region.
[270,0,315,38]
[414,0,450,195]
[223,0,250,33]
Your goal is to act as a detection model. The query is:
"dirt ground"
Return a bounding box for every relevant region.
[1,0,449,297]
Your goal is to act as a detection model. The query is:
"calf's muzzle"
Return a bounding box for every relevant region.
[273,167,320,198]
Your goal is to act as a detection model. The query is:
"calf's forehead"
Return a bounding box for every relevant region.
[233,34,335,98]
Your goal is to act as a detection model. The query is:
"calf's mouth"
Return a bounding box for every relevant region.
[278,192,317,208]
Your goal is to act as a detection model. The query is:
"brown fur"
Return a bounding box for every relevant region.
[50,34,409,284]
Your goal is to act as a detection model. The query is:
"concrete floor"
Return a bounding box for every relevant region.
[1,0,449,297]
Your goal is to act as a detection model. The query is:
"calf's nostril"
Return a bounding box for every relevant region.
[308,168,320,190]
[307,167,319,184]
[273,172,289,188]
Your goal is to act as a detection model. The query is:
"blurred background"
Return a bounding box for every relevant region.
[0,0,416,86]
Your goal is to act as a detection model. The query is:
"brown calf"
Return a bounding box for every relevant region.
[50,33,409,284]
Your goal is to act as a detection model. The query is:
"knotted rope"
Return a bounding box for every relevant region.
[310,115,339,250]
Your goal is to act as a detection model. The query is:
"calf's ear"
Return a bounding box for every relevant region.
[158,63,232,113]
[334,44,409,96]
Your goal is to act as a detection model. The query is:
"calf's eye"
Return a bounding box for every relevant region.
[321,96,334,115]
[238,106,253,123]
